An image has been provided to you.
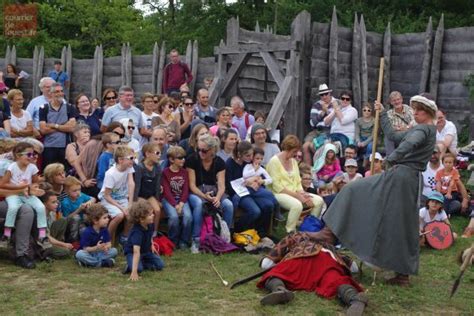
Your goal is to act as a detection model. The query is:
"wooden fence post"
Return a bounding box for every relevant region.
[121,43,126,87]
[32,46,39,96]
[5,46,11,69]
[429,14,444,100]
[328,6,338,91]
[419,17,433,93]
[190,40,198,95]
[360,15,368,104]
[97,44,103,99]
[91,46,98,99]
[382,22,391,103]
[255,20,260,32]
[208,39,225,107]
[152,42,159,94]
[351,13,361,109]
[35,46,45,97]
[185,40,192,68]
[10,46,16,66]
[157,42,166,94]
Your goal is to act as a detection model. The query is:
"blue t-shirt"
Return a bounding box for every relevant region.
[48,70,69,88]
[97,152,114,189]
[60,192,92,218]
[124,224,154,255]
[79,226,111,250]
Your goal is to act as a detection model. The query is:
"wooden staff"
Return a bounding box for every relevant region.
[370,57,385,174]
[450,243,473,298]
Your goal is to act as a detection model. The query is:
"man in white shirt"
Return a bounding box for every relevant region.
[436,110,458,155]
[26,77,54,129]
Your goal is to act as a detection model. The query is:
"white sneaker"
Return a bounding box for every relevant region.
[190,241,200,254]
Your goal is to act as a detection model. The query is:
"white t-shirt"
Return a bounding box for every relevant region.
[242,164,273,185]
[139,112,159,147]
[98,165,134,201]
[419,207,448,230]
[436,120,458,153]
[422,162,443,197]
[329,105,358,141]
[342,172,362,183]
[10,110,32,132]
[7,162,38,185]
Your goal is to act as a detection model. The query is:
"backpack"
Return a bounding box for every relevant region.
[200,233,239,255]
[200,212,222,243]
[299,215,325,233]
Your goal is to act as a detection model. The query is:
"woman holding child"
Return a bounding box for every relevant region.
[186,134,234,254]
[323,94,438,285]
[225,141,274,236]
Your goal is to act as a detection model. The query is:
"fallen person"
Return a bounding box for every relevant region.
[257,232,367,315]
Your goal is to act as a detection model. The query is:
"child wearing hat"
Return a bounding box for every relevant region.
[419,191,457,246]
[364,152,384,177]
[342,159,362,183]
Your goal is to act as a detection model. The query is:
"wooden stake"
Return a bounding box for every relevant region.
[370,57,384,174]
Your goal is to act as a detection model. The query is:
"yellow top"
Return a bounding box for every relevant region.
[266,155,303,194]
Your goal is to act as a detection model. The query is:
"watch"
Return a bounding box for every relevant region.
[55,124,59,129]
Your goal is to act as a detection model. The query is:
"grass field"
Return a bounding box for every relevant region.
[0,215,472,315]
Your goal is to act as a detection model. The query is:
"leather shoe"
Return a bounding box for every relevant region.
[15,256,36,269]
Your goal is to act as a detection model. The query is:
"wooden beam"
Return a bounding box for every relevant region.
[260,52,284,88]
[429,14,444,99]
[209,40,225,107]
[265,76,293,130]
[152,42,159,94]
[190,40,198,95]
[328,6,338,90]
[185,40,192,67]
[97,44,103,98]
[91,46,98,99]
[382,22,391,103]
[66,45,72,99]
[226,17,239,46]
[5,46,11,70]
[214,41,300,55]
[32,46,39,97]
[220,52,252,97]
[121,43,126,86]
[360,15,368,104]
[10,46,16,66]
[125,43,132,87]
[419,17,433,93]
[157,42,166,93]
[351,13,361,110]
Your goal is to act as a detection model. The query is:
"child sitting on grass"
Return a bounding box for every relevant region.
[41,190,75,258]
[75,204,118,267]
[419,191,457,246]
[98,145,135,243]
[161,146,192,248]
[61,176,95,241]
[124,199,165,281]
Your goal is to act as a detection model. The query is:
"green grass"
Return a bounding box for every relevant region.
[0,216,472,315]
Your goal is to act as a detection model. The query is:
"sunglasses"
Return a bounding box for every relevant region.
[320,92,330,96]
[341,97,351,101]
[123,156,135,161]
[363,109,372,112]
[128,126,135,130]
[167,104,174,109]
[174,156,185,160]
[153,100,159,104]
[113,131,125,138]
[154,151,161,155]
[184,103,194,106]
[105,96,117,100]
[22,152,38,158]
[198,148,211,154]
[111,140,121,145]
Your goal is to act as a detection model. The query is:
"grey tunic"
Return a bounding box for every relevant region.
[324,110,436,275]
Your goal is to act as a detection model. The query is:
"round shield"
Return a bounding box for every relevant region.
[424,221,454,250]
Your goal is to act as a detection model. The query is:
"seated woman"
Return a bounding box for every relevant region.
[250,123,280,166]
[179,123,209,157]
[65,123,91,175]
[217,128,238,162]
[186,134,234,254]
[152,97,181,145]
[354,102,374,168]
[74,94,101,136]
[266,135,325,233]
[225,141,274,236]
[175,96,195,140]
[6,89,39,139]
[209,107,236,137]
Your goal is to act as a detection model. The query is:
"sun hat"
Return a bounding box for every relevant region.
[427,191,444,204]
[369,152,383,162]
[344,158,358,167]
[318,83,332,95]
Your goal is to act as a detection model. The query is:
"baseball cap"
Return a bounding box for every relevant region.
[344,158,358,167]
[369,152,383,162]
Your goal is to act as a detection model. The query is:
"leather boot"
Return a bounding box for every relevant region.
[260,277,295,305]
[385,273,410,286]
[337,284,368,316]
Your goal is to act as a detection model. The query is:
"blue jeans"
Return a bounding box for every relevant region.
[188,194,234,241]
[5,195,47,228]
[75,248,118,267]
[162,199,193,245]
[233,194,274,236]
[125,252,165,273]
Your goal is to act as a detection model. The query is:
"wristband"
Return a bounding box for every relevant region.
[55,124,59,129]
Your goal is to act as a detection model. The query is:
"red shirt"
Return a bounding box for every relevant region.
[162,62,193,92]
[161,167,189,206]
